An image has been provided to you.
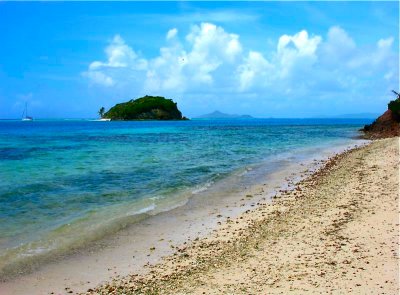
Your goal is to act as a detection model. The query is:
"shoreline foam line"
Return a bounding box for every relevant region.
[83,138,398,294]
[0,139,370,294]
[0,138,362,281]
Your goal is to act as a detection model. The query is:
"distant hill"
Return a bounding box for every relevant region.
[195,110,253,119]
[331,113,380,119]
[104,95,188,120]
[316,113,380,119]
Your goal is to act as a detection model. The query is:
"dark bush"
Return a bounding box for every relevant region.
[388,99,400,115]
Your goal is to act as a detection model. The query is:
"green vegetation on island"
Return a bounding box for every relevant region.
[102,95,188,120]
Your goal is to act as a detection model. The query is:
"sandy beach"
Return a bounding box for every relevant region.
[1,138,397,295]
[1,1,398,294]
[1,141,349,295]
[84,137,399,294]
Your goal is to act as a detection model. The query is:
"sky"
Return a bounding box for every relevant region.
[0,1,399,119]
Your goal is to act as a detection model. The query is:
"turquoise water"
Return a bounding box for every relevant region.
[0,118,370,276]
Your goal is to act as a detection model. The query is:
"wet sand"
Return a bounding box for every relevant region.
[85,138,399,294]
[1,142,357,295]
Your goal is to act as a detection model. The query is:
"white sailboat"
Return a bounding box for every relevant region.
[22,102,33,121]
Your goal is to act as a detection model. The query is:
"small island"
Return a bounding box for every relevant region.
[102,95,188,120]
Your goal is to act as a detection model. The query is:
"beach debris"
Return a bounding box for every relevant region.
[81,140,397,295]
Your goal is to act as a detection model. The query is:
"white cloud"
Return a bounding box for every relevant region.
[144,22,244,91]
[323,26,356,58]
[373,37,394,65]
[238,51,273,90]
[84,23,243,90]
[144,43,187,92]
[278,30,321,56]
[185,23,242,84]
[85,71,115,87]
[377,37,393,49]
[83,23,398,107]
[83,35,147,86]
[237,30,322,91]
[345,36,394,72]
[166,28,178,40]
[90,35,142,69]
[276,30,321,78]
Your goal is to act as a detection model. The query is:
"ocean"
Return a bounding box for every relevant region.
[0,118,370,278]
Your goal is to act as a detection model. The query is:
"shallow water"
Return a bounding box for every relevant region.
[0,118,370,276]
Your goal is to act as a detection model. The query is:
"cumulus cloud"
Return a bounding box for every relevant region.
[236,26,397,95]
[320,26,356,65]
[276,30,322,78]
[236,30,323,91]
[183,23,242,84]
[84,23,244,90]
[237,51,273,90]
[166,28,178,40]
[83,23,398,107]
[83,35,147,86]
[144,42,187,92]
[84,71,115,87]
[374,37,394,65]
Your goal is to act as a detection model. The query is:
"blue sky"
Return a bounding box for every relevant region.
[0,1,398,119]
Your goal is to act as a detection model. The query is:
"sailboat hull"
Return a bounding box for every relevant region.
[22,103,33,121]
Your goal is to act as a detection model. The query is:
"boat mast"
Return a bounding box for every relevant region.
[22,102,27,118]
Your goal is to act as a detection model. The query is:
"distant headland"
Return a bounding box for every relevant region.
[101,96,188,121]
[195,110,253,119]
[362,90,400,139]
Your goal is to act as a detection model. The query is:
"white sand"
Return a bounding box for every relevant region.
[1,140,354,295]
[86,138,399,294]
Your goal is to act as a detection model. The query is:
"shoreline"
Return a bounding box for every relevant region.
[0,135,361,278]
[0,139,367,294]
[85,137,399,294]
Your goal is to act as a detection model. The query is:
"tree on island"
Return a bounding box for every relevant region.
[98,107,105,118]
[388,90,400,117]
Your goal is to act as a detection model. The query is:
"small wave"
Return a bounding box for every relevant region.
[191,181,214,194]
[236,166,253,177]
[19,245,55,257]
[125,203,156,216]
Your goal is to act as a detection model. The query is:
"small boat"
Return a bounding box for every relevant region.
[99,118,111,121]
[22,103,33,121]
